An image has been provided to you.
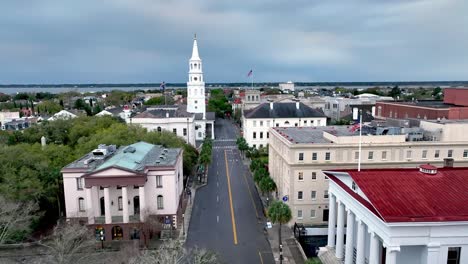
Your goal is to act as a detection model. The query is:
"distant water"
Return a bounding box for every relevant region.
[0,86,173,94]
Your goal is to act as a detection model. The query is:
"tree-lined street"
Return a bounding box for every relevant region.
[186,118,274,263]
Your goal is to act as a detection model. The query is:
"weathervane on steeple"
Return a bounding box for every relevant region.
[194,33,197,39]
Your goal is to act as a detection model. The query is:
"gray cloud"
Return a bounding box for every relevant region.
[0,0,466,83]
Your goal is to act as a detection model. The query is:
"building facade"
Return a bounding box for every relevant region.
[62,142,184,243]
[268,121,468,226]
[242,101,327,148]
[130,105,198,145]
[323,166,468,264]
[376,88,468,120]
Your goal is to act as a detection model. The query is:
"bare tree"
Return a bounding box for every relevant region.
[128,239,219,264]
[190,247,219,264]
[40,222,96,264]
[0,195,38,244]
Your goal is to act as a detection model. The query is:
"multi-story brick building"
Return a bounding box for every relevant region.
[375,88,468,120]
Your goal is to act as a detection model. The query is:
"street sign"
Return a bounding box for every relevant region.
[282,195,288,202]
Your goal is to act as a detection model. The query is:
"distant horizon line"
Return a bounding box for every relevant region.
[1,80,468,88]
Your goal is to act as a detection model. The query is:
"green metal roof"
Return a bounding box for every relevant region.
[97,142,154,171]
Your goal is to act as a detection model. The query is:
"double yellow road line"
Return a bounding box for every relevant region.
[224,150,238,245]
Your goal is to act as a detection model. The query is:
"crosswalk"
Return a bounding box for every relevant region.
[213,145,237,149]
[214,139,237,142]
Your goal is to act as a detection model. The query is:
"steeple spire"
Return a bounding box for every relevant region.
[190,34,200,60]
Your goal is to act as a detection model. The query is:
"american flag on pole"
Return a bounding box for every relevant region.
[247,70,253,77]
[349,122,361,132]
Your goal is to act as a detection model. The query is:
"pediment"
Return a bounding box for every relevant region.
[84,166,143,178]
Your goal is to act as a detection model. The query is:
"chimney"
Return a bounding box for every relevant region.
[296,102,300,110]
[444,158,454,168]
[270,102,274,110]
[41,136,46,148]
[166,112,169,118]
[352,107,358,120]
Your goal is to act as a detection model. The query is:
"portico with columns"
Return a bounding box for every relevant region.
[321,167,468,264]
[62,142,184,243]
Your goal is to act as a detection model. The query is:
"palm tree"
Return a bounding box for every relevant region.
[236,137,248,159]
[259,176,277,204]
[253,167,268,184]
[268,200,292,259]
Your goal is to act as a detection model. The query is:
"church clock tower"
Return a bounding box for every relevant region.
[186,34,206,117]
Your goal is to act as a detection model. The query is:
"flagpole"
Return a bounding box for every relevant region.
[358,110,362,172]
[251,70,253,90]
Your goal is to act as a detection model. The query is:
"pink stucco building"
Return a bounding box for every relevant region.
[61,142,184,244]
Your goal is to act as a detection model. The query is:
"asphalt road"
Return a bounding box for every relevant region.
[186,118,274,264]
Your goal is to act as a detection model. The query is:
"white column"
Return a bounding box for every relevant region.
[385,246,400,264]
[139,186,146,222]
[335,201,345,259]
[122,186,129,223]
[104,187,112,224]
[426,243,440,264]
[211,123,215,139]
[369,232,380,264]
[327,194,337,248]
[356,220,366,264]
[344,210,355,264]
[85,187,94,224]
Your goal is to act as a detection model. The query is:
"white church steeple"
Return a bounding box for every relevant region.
[186,34,206,117]
[190,34,201,61]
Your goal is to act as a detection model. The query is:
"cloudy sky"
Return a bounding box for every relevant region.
[0,0,467,84]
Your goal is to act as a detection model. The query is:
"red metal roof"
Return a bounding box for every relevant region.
[326,167,468,223]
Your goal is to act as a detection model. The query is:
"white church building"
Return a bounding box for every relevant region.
[130,35,215,145]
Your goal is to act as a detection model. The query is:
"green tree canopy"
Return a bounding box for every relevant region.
[268,200,292,249]
[144,96,174,105]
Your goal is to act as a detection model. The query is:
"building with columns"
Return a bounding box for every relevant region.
[129,35,215,143]
[268,120,468,226]
[61,142,183,243]
[322,165,468,264]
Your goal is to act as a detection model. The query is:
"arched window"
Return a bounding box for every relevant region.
[157,127,162,133]
[78,197,85,212]
[285,121,290,125]
[190,64,193,70]
[157,195,164,209]
[194,77,198,81]
[194,63,197,68]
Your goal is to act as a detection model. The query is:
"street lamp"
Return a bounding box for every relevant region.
[279,244,283,264]
[99,230,104,250]
[182,213,185,236]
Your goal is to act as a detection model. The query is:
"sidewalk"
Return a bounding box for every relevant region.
[243,158,307,264]
[267,224,306,264]
[179,165,208,243]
